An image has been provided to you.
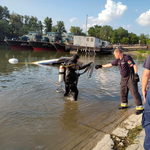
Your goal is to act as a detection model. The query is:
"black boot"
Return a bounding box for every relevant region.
[64,92,69,96]
[118,106,128,110]
[135,109,144,115]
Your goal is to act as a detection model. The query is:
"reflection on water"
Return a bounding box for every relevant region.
[0,47,147,149]
[59,100,79,131]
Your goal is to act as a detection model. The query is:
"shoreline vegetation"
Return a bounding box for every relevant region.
[112,125,143,150]
[1,5,150,46]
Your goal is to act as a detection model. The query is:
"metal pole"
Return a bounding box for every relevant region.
[86,14,88,35]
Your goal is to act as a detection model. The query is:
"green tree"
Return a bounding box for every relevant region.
[95,25,102,38]
[128,32,137,44]
[24,15,30,25]
[9,12,24,36]
[28,16,39,32]
[52,21,66,37]
[44,17,52,34]
[0,5,10,40]
[146,39,150,45]
[111,30,119,44]
[88,27,95,36]
[99,25,113,41]
[70,26,83,35]
[139,33,148,45]
[131,35,139,44]
[121,37,129,44]
[117,27,128,39]
[52,25,57,32]
[0,6,10,20]
[38,20,43,34]
[0,20,10,40]
[87,25,101,38]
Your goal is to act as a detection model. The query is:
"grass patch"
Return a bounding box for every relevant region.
[112,125,143,150]
[138,50,147,53]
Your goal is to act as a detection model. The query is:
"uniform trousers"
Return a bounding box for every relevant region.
[120,73,142,106]
[142,90,150,150]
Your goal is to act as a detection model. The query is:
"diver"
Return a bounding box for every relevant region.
[63,54,92,101]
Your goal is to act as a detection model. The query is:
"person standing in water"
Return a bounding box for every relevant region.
[95,48,144,115]
[64,54,92,101]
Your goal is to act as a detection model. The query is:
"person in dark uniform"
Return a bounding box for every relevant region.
[64,54,92,101]
[95,48,144,115]
[142,53,150,150]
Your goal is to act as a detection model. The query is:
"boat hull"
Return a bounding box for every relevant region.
[52,43,70,52]
[29,41,56,51]
[6,40,33,50]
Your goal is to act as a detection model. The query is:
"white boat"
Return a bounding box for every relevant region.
[34,57,71,65]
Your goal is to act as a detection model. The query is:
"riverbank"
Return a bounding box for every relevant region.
[92,111,144,150]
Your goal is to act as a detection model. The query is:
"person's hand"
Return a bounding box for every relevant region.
[134,74,140,82]
[95,65,102,69]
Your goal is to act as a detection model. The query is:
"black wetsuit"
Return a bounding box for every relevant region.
[64,54,91,101]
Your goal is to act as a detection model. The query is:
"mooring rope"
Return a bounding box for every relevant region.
[36,74,65,91]
[77,62,95,79]
[86,62,95,79]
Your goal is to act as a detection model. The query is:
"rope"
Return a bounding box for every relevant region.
[36,74,65,91]
[86,63,95,79]
[78,63,95,79]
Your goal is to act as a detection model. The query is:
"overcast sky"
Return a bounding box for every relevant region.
[1,0,150,36]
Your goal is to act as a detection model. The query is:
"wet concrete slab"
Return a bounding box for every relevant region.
[92,107,144,150]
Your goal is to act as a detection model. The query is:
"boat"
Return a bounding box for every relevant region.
[5,40,33,50]
[99,41,114,54]
[33,57,71,65]
[51,42,70,52]
[5,32,42,50]
[29,41,56,51]
[65,35,113,54]
[46,32,74,52]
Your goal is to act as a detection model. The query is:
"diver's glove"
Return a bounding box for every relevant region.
[88,62,92,66]
[95,65,102,69]
[134,73,140,82]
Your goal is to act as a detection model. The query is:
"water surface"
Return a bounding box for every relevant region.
[0,48,146,149]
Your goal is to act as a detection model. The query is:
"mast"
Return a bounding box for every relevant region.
[86,14,88,35]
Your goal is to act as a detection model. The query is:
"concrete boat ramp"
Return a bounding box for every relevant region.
[53,105,144,150]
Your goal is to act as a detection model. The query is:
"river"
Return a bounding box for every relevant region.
[0,48,147,150]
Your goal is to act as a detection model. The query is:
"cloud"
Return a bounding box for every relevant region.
[82,24,92,32]
[122,25,132,28]
[90,0,127,25]
[127,25,132,28]
[70,17,77,23]
[136,9,150,26]
[82,0,127,31]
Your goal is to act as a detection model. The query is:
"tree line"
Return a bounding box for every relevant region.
[0,5,150,44]
[88,25,150,45]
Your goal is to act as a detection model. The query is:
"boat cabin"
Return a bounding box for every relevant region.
[73,36,102,48]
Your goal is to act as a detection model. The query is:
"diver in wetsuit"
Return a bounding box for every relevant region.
[64,54,92,101]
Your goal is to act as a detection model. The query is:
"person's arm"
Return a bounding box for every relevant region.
[102,63,113,68]
[142,68,150,103]
[133,64,138,74]
[74,62,92,70]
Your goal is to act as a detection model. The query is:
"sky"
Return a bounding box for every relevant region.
[1,0,150,36]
